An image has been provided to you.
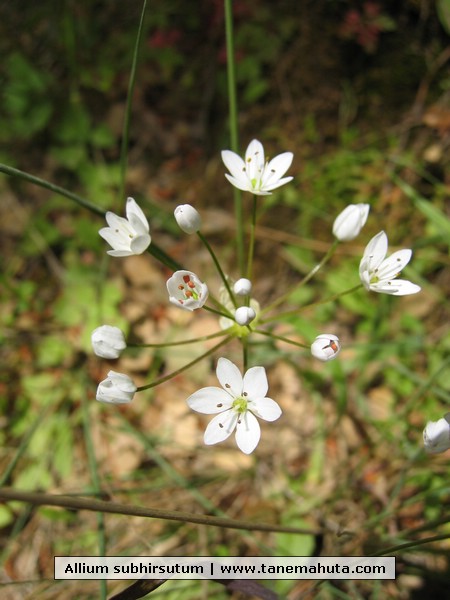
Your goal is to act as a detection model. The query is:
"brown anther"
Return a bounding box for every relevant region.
[219,423,223,428]
[187,281,195,289]
[243,392,248,397]
[185,290,193,298]
[217,403,223,408]
[183,275,191,284]
[225,383,231,388]
[178,285,184,290]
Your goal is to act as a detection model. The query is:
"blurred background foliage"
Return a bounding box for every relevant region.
[0,0,450,599]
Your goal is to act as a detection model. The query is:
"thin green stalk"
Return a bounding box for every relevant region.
[82,394,107,600]
[128,328,231,348]
[203,305,234,319]
[261,283,363,324]
[261,239,339,317]
[0,162,181,271]
[224,0,244,274]
[253,328,309,349]
[371,533,450,557]
[197,231,237,308]
[137,336,232,391]
[0,487,320,536]
[119,0,148,200]
[0,163,104,216]
[246,194,257,280]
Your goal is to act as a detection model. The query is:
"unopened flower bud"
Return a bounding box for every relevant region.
[91,325,126,359]
[96,370,136,404]
[311,334,341,361]
[423,414,450,454]
[333,203,370,241]
[174,204,201,234]
[235,306,256,326]
[234,278,252,296]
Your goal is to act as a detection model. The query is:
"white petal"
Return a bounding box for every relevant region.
[262,176,293,192]
[204,410,238,445]
[242,366,268,399]
[126,197,149,234]
[224,173,252,192]
[107,249,134,257]
[362,231,388,272]
[264,152,294,182]
[221,150,247,181]
[235,411,261,454]
[99,227,129,251]
[130,233,151,254]
[187,387,233,414]
[216,357,242,397]
[387,279,421,296]
[376,249,412,280]
[250,397,282,422]
[245,139,265,183]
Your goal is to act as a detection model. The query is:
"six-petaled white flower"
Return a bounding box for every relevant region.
[166,270,209,311]
[174,204,202,234]
[187,358,282,454]
[96,370,136,404]
[221,139,293,195]
[311,334,341,361]
[359,231,421,296]
[91,325,126,359]
[99,197,151,256]
[333,203,370,241]
[423,415,450,454]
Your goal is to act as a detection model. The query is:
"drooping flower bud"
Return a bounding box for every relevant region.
[166,270,208,311]
[96,371,136,404]
[91,325,126,359]
[423,414,450,454]
[311,334,341,361]
[99,197,151,256]
[174,204,202,234]
[234,306,256,326]
[233,278,252,296]
[333,203,370,241]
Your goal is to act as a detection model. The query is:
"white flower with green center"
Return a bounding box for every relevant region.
[359,231,421,296]
[221,139,293,196]
[187,358,282,454]
[166,270,208,311]
[99,197,151,257]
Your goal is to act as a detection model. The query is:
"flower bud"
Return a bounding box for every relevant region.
[233,278,252,296]
[234,306,256,326]
[91,325,126,359]
[332,203,370,241]
[174,204,201,234]
[96,370,136,404]
[423,414,450,454]
[311,334,341,361]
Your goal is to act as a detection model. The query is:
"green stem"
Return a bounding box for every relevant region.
[128,329,231,348]
[253,329,309,349]
[0,162,181,271]
[224,0,244,275]
[0,163,104,215]
[197,231,237,308]
[0,487,320,535]
[261,283,363,324]
[203,305,234,319]
[119,0,148,200]
[246,194,258,280]
[261,239,339,317]
[137,336,232,391]
[371,533,450,557]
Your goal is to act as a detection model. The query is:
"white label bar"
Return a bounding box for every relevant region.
[55,556,395,580]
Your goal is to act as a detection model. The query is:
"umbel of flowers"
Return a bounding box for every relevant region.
[92,139,424,455]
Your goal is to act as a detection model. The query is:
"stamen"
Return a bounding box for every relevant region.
[225,383,231,388]
[217,403,223,408]
[219,423,223,428]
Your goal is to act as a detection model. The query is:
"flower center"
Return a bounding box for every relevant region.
[232,396,248,413]
[177,274,201,302]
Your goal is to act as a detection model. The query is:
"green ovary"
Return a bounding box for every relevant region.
[232,397,248,413]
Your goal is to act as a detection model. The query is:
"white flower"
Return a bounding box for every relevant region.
[174,204,201,234]
[333,203,370,241]
[311,334,341,361]
[166,270,208,311]
[221,139,293,195]
[423,415,450,454]
[96,370,136,404]
[233,278,252,296]
[187,358,282,454]
[359,231,421,296]
[91,325,126,359]
[99,197,151,256]
[234,306,256,326]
